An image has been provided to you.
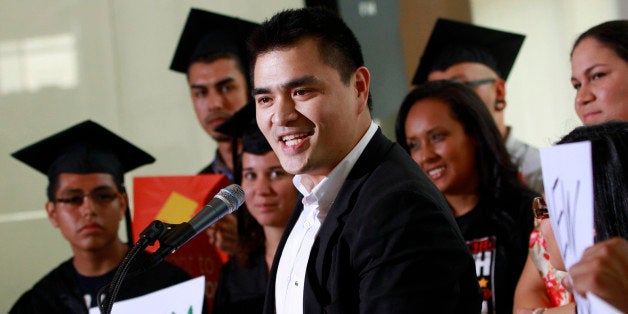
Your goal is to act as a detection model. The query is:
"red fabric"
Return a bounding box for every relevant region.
[132,174,230,313]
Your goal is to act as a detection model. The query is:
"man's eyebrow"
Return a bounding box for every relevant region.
[252,87,270,96]
[214,77,235,87]
[58,185,115,195]
[283,75,318,90]
[252,75,319,96]
[190,84,207,90]
[190,77,235,90]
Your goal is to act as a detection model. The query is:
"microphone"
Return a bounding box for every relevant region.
[151,184,245,260]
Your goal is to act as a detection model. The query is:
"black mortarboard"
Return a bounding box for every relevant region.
[216,101,272,239]
[169,8,259,74]
[412,18,525,84]
[11,120,155,185]
[216,100,271,156]
[12,120,155,244]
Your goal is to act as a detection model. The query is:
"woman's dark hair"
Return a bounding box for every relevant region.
[227,150,264,269]
[395,80,528,201]
[234,203,265,268]
[557,121,628,241]
[571,20,628,62]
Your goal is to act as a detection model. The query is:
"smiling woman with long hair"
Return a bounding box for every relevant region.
[396,80,537,314]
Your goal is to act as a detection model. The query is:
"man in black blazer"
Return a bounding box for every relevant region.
[249,8,481,313]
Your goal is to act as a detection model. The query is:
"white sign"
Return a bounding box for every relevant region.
[89,275,205,314]
[540,141,620,313]
[540,142,594,271]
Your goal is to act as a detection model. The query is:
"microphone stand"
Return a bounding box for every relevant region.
[98,220,174,314]
[98,184,244,313]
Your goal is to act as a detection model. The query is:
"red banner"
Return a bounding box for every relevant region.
[133,174,230,313]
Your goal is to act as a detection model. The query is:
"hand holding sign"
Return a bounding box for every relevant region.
[540,141,623,313]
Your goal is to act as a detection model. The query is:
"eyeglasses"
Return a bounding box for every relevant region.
[532,196,549,220]
[456,78,497,88]
[54,191,121,207]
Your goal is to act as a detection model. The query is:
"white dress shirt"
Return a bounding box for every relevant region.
[275,122,378,314]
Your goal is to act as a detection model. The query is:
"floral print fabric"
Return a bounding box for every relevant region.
[528,223,574,306]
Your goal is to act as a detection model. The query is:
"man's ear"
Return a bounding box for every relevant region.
[46,201,59,228]
[118,193,129,221]
[353,66,371,114]
[494,78,506,103]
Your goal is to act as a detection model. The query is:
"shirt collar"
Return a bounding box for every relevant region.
[210,149,233,181]
[293,121,378,221]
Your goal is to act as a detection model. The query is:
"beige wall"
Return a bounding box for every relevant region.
[399,0,472,82]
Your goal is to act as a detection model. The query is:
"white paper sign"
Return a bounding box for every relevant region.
[540,141,595,313]
[89,275,205,314]
[540,142,595,270]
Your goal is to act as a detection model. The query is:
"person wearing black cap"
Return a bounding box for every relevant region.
[250,8,481,313]
[413,18,543,195]
[170,8,258,179]
[9,120,191,314]
[170,8,259,256]
[212,103,297,314]
[395,81,537,314]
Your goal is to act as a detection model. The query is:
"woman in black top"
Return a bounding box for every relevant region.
[212,103,297,314]
[396,80,537,314]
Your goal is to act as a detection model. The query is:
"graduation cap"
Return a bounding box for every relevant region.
[214,100,271,186]
[12,120,155,183]
[412,18,525,84]
[11,120,155,243]
[216,100,271,156]
[215,101,273,238]
[169,8,259,74]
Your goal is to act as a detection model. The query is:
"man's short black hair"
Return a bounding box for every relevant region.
[249,7,372,110]
[188,50,248,83]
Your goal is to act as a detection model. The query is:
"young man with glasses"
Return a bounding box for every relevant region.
[9,120,191,313]
[413,18,544,195]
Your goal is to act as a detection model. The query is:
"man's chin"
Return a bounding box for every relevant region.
[213,134,232,142]
[205,129,230,142]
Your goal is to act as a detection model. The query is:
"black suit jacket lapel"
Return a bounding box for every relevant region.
[263,129,393,313]
[306,129,393,306]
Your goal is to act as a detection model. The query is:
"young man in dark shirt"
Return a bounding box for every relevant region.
[10,120,191,313]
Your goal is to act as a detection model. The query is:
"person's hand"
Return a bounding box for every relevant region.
[566,237,628,312]
[205,213,239,256]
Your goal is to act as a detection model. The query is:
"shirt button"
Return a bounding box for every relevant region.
[304,221,311,228]
[295,281,299,286]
